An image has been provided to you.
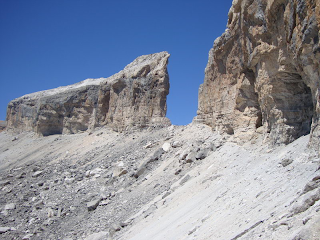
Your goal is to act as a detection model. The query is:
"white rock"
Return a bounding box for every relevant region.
[0,227,11,233]
[32,171,43,178]
[162,142,171,152]
[4,203,15,210]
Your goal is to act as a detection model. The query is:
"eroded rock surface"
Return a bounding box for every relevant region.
[196,0,319,146]
[0,121,6,133]
[6,52,170,136]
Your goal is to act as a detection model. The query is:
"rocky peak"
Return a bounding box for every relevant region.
[6,51,170,136]
[196,0,319,146]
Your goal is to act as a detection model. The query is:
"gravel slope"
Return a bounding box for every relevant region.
[0,124,319,240]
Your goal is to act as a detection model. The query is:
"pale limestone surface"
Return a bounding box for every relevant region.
[196,0,320,146]
[6,52,170,135]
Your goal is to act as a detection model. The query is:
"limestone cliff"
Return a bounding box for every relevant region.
[196,0,320,146]
[6,52,170,135]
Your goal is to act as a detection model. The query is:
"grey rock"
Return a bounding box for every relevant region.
[84,231,108,240]
[0,180,10,187]
[185,152,196,163]
[32,171,43,178]
[6,52,171,135]
[134,166,146,178]
[0,227,11,233]
[196,149,209,160]
[22,233,33,240]
[64,177,75,184]
[172,141,182,148]
[196,0,319,147]
[162,191,171,199]
[281,159,293,167]
[134,148,164,178]
[147,148,164,164]
[180,174,191,186]
[87,198,101,211]
[112,222,122,232]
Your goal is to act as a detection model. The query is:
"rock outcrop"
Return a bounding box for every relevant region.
[196,0,319,146]
[0,121,6,133]
[6,52,170,135]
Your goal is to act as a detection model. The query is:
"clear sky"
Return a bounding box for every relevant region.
[0,0,232,125]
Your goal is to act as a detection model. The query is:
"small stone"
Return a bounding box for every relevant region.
[0,180,10,187]
[1,210,8,216]
[99,200,110,206]
[4,203,15,210]
[47,208,54,218]
[162,191,171,199]
[162,142,171,152]
[65,177,75,184]
[0,227,11,233]
[113,167,128,177]
[112,223,122,232]
[196,149,208,160]
[32,171,43,178]
[120,222,129,228]
[37,182,44,187]
[87,199,101,211]
[17,172,26,179]
[144,142,155,149]
[281,159,293,167]
[172,141,182,148]
[185,152,196,163]
[134,166,146,178]
[180,174,191,185]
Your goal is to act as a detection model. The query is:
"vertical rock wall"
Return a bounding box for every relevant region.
[97,51,170,131]
[196,0,319,146]
[6,52,171,135]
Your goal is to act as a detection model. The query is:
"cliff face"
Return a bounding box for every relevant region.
[6,52,170,136]
[196,0,319,146]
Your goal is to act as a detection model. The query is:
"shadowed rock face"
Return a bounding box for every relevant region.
[6,51,170,135]
[0,121,6,133]
[196,0,319,146]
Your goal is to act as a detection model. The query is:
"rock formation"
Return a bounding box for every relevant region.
[196,0,319,146]
[6,52,170,136]
[0,121,6,133]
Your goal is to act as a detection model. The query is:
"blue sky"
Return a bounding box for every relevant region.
[0,0,232,125]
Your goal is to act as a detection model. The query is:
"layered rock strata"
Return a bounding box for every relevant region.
[196,0,319,146]
[6,52,170,135]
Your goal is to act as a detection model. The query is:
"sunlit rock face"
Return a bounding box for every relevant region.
[6,51,171,136]
[196,0,319,146]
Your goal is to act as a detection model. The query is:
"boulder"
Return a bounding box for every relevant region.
[87,198,101,211]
